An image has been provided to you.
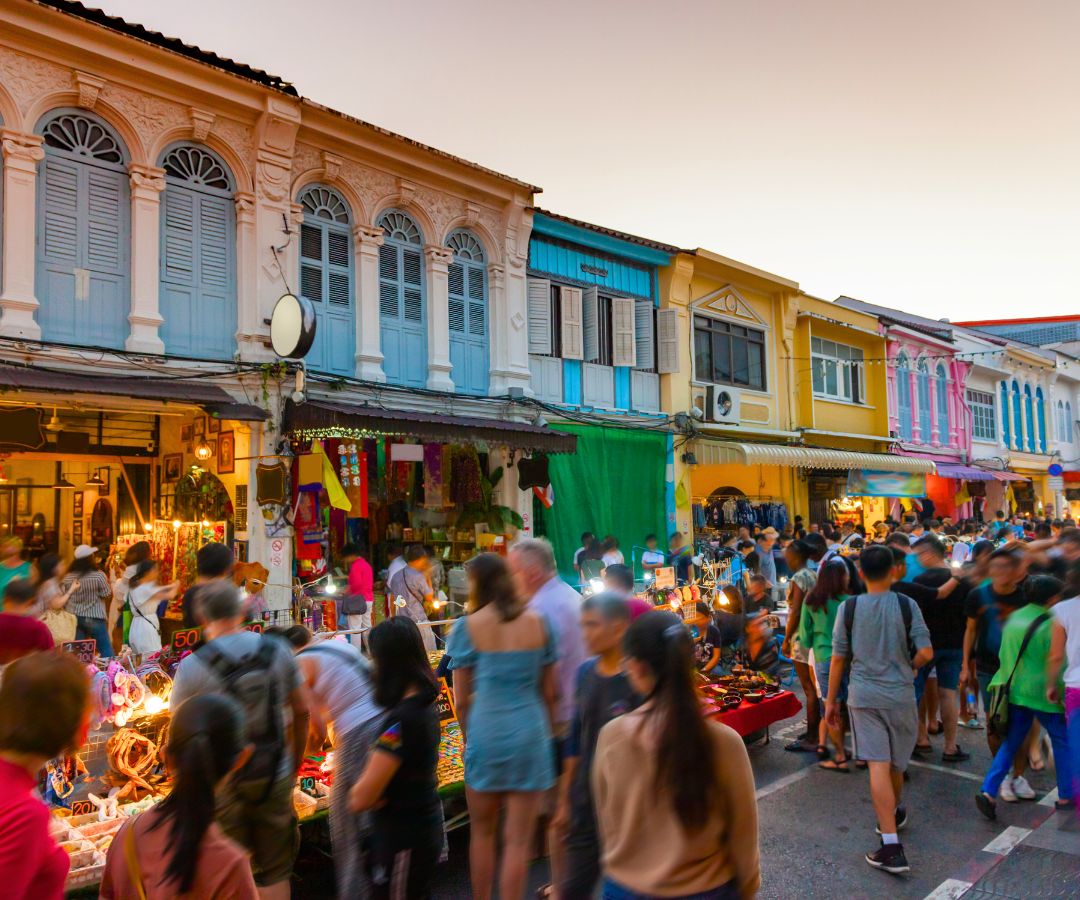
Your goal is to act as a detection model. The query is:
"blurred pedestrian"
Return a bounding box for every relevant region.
[0,537,31,598]
[100,694,258,898]
[339,543,374,648]
[592,611,759,899]
[170,581,308,897]
[61,544,113,655]
[126,560,178,656]
[447,553,556,900]
[349,617,442,900]
[388,545,437,654]
[1047,562,1080,815]
[508,538,586,893]
[181,542,238,628]
[780,540,819,753]
[0,579,54,664]
[0,651,90,899]
[108,541,151,648]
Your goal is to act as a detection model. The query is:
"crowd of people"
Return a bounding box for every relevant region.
[1,504,1079,898]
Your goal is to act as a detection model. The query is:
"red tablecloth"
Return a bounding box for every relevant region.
[707,690,802,737]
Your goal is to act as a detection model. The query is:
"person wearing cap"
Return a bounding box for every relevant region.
[755,528,779,589]
[60,545,113,655]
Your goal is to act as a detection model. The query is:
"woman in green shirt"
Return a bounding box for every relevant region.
[798,558,851,771]
[976,575,1074,819]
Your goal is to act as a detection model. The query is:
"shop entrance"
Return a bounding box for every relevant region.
[807,472,845,527]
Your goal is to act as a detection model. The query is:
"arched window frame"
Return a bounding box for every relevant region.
[1067,401,1074,445]
[158,142,236,360]
[896,352,913,441]
[377,209,427,388]
[296,184,355,376]
[1011,381,1022,449]
[35,108,131,348]
[444,229,489,396]
[1023,384,1036,452]
[1035,387,1046,453]
[916,358,932,443]
[1000,381,1011,448]
[935,363,949,442]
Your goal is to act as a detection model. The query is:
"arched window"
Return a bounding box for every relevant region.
[377,210,426,387]
[896,353,913,441]
[1011,381,1022,449]
[1067,402,1074,444]
[445,230,488,396]
[1056,400,1065,440]
[1023,384,1035,452]
[159,144,236,360]
[297,185,354,376]
[935,364,949,442]
[1000,381,1011,448]
[916,359,932,443]
[35,110,130,348]
[1035,387,1046,453]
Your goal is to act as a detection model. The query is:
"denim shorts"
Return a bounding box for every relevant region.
[816,658,848,707]
[915,648,963,700]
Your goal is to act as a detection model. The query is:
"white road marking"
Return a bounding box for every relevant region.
[982,825,1032,856]
[1038,788,1060,807]
[755,763,817,801]
[923,878,973,900]
[908,760,984,782]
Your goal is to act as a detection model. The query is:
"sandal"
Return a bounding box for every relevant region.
[928,721,943,736]
[815,744,830,760]
[785,739,817,753]
[912,743,933,757]
[819,757,850,772]
[855,759,868,770]
[1054,799,1075,812]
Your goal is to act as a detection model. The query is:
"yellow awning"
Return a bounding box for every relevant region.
[691,440,935,474]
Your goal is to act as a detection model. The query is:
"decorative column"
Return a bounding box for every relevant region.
[233,192,258,350]
[929,370,941,447]
[0,131,44,339]
[489,256,532,395]
[354,225,386,382]
[909,369,921,443]
[125,164,166,354]
[424,244,454,392]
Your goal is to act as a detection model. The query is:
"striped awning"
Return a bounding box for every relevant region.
[691,440,935,474]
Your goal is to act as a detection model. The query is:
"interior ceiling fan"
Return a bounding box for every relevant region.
[45,407,64,433]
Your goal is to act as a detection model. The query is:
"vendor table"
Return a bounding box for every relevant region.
[709,690,802,739]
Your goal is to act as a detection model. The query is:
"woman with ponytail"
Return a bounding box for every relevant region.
[592,611,760,899]
[100,694,257,899]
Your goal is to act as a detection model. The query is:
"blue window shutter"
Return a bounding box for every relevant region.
[1000,382,1010,447]
[378,211,427,388]
[896,361,913,441]
[296,185,354,376]
[1036,388,1046,453]
[160,145,236,360]
[446,231,488,395]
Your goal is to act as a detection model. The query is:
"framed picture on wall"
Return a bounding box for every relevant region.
[163,454,183,483]
[15,478,31,516]
[194,416,206,438]
[208,417,221,434]
[218,432,235,474]
[180,425,193,443]
[72,521,83,544]
[98,467,110,497]
[72,492,84,517]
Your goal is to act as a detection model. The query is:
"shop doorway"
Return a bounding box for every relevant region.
[807,474,844,527]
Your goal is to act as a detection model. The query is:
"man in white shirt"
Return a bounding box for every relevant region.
[385,541,406,583]
[508,537,585,893]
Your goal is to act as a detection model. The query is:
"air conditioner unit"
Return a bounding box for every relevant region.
[706,385,741,424]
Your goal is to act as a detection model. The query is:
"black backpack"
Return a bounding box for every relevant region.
[196,639,285,798]
[844,592,916,661]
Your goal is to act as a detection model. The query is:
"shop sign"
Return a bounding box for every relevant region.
[0,407,46,451]
[270,293,316,359]
[1049,463,1064,476]
[653,567,676,589]
[435,677,457,723]
[299,776,319,796]
[69,800,96,816]
[846,470,927,498]
[172,627,201,650]
[243,621,264,634]
[270,538,285,569]
[61,639,96,664]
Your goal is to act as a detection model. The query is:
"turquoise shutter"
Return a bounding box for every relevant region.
[1036,388,1046,452]
[935,366,949,441]
[38,157,80,341]
[446,233,489,396]
[1011,383,1022,449]
[378,212,427,388]
[1001,382,1011,447]
[1024,386,1035,451]
[896,362,913,441]
[297,186,354,376]
[160,146,236,360]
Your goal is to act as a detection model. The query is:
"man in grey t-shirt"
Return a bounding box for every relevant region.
[387,544,436,653]
[826,545,933,877]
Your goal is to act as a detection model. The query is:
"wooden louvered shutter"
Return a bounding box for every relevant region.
[656,308,680,374]
[611,296,637,367]
[527,277,552,355]
[581,285,599,362]
[86,170,123,274]
[402,247,423,323]
[467,264,485,337]
[378,244,398,318]
[561,286,583,360]
[199,196,229,292]
[634,299,655,371]
[448,260,466,334]
[162,188,195,284]
[327,229,351,308]
[41,159,80,264]
[300,223,323,303]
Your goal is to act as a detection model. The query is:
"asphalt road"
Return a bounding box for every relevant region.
[294,693,1067,899]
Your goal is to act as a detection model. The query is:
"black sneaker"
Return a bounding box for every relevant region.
[875,806,908,834]
[865,842,910,874]
[975,792,997,821]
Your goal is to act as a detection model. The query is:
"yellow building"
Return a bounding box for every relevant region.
[662,256,933,535]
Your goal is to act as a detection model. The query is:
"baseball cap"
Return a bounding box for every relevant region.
[73,544,96,560]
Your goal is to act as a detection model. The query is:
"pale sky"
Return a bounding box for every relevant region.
[95,0,1079,319]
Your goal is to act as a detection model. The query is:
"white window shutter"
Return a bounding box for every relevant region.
[611,296,637,367]
[634,299,654,371]
[527,277,552,355]
[581,286,599,363]
[561,286,583,360]
[656,308,680,374]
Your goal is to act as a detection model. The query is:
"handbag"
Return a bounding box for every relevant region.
[986,612,1050,738]
[41,608,77,643]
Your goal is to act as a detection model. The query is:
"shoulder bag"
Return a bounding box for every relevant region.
[986,612,1050,738]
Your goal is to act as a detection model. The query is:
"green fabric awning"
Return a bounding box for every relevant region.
[538,423,669,581]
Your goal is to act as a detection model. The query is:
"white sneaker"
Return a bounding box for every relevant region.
[1011,775,1036,800]
[999,778,1018,802]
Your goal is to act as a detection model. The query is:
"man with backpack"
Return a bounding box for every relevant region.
[826,544,933,877]
[171,581,310,898]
